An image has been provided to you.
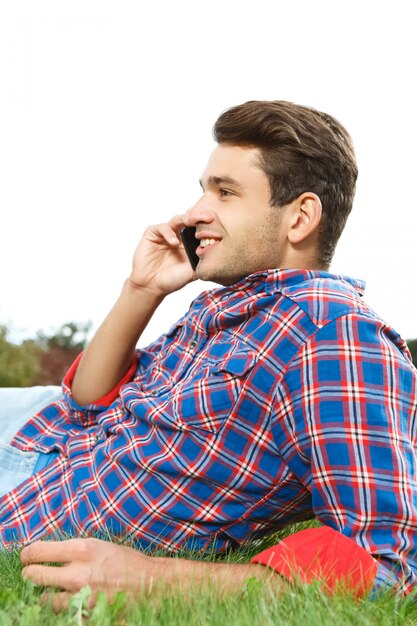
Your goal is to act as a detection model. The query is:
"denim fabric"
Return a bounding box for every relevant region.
[0,386,62,498]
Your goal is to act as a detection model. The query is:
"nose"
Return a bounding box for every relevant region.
[183,194,216,227]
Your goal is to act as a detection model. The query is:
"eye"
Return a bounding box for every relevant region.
[219,188,233,197]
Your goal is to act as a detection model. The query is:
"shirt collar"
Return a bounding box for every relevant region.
[218,268,366,298]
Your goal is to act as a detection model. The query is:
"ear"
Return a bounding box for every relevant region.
[287,193,322,244]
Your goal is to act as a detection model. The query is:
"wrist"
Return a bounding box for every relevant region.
[123,278,166,307]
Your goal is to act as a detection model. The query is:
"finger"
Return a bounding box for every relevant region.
[21,540,74,565]
[22,563,66,587]
[168,214,187,232]
[41,590,99,612]
[41,591,71,612]
[22,564,69,591]
[22,562,92,592]
[146,222,181,245]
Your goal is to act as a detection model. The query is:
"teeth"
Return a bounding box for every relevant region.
[200,238,218,248]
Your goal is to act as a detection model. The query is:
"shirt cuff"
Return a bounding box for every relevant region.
[63,351,139,407]
[251,526,378,596]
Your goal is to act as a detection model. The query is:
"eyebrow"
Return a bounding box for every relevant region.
[199,175,244,190]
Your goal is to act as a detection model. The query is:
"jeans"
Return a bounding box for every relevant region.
[0,386,63,498]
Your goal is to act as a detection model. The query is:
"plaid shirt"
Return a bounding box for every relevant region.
[1,269,416,594]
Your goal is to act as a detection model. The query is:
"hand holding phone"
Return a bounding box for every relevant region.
[180,226,199,270]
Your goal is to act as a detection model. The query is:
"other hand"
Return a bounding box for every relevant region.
[129,214,196,297]
[21,538,155,610]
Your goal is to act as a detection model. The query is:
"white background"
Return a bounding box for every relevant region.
[1,0,416,347]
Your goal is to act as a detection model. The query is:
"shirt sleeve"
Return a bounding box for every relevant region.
[63,352,139,405]
[59,319,186,425]
[60,351,139,425]
[251,525,378,596]
[273,313,417,596]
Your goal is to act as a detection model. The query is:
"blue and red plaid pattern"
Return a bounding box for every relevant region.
[1,269,416,594]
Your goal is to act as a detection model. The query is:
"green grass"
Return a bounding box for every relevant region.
[1,522,417,626]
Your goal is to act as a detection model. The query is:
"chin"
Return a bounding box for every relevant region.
[196,265,223,285]
[196,264,247,287]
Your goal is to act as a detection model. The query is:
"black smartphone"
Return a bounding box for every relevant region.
[180,226,199,270]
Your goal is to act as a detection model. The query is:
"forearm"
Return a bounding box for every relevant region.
[70,215,194,406]
[20,538,282,608]
[71,280,164,405]
[149,557,282,596]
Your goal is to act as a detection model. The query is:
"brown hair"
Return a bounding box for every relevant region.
[213,100,358,268]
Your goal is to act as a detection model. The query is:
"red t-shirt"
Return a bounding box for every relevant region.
[251,526,378,596]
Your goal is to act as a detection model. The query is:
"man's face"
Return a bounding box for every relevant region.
[185,144,289,286]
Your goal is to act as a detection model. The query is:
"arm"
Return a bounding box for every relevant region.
[71,216,195,406]
[276,315,417,595]
[20,539,280,610]
[20,529,375,610]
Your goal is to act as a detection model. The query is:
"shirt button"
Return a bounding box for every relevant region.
[151,390,158,396]
[189,340,198,349]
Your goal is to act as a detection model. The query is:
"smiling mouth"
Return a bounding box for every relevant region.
[199,238,220,249]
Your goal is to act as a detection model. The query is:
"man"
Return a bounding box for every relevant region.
[2,101,416,603]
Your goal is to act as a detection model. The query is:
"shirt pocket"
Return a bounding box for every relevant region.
[174,349,257,433]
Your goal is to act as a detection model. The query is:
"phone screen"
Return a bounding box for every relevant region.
[180,226,199,270]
